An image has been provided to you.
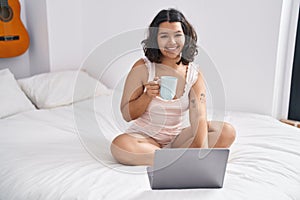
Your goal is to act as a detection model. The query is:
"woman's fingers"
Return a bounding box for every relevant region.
[146,84,160,90]
[144,81,160,98]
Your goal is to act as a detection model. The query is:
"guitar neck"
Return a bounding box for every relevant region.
[0,0,9,7]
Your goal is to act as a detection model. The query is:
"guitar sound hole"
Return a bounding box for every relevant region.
[0,6,13,22]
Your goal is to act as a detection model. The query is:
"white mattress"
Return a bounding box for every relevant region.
[1,92,300,200]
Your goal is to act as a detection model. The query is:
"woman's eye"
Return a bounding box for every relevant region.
[175,34,183,37]
[160,35,168,38]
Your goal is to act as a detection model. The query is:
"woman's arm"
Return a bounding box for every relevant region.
[188,72,208,148]
[120,59,160,122]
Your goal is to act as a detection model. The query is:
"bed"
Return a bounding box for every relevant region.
[1,68,300,200]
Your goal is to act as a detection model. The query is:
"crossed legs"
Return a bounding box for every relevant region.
[110,121,236,166]
[171,121,236,148]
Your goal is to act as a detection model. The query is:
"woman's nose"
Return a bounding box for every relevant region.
[168,37,176,44]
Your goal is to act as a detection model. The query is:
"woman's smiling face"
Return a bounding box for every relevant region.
[157,22,185,60]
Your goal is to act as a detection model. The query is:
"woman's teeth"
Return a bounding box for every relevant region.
[165,47,177,51]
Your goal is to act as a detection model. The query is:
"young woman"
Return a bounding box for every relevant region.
[111,8,236,166]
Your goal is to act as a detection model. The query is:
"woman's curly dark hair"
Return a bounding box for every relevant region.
[142,8,198,65]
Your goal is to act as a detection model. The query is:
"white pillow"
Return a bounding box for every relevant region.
[0,69,35,118]
[18,70,112,109]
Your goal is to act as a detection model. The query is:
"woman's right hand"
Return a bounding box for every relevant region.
[144,77,160,98]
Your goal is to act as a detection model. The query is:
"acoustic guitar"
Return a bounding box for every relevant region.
[0,0,29,58]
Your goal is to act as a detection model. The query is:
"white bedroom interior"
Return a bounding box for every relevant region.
[1,1,300,199]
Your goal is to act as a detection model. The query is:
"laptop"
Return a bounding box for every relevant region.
[147,148,229,189]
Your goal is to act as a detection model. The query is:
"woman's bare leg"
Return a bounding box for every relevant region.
[110,133,161,166]
[171,121,236,148]
[207,121,236,148]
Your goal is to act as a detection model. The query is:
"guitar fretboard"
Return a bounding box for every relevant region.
[0,0,8,7]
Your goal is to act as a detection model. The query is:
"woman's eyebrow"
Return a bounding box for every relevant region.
[158,30,183,35]
[174,30,183,34]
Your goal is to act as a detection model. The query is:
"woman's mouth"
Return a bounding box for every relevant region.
[164,46,180,53]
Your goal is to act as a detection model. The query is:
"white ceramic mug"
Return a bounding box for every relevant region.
[160,76,178,100]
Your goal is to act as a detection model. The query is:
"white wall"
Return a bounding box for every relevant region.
[193,0,283,116]
[46,0,83,71]
[25,0,51,76]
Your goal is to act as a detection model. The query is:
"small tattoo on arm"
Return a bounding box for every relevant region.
[191,99,196,108]
[200,93,206,103]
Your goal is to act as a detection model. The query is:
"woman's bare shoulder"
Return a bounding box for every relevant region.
[126,58,149,85]
[132,58,146,69]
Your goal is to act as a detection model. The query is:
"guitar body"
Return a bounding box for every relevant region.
[0,0,29,58]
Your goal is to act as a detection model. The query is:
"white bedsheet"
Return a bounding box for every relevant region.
[1,93,300,200]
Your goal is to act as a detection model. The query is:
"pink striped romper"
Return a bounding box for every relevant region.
[126,57,199,147]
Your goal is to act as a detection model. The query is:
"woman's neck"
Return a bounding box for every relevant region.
[160,56,182,69]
